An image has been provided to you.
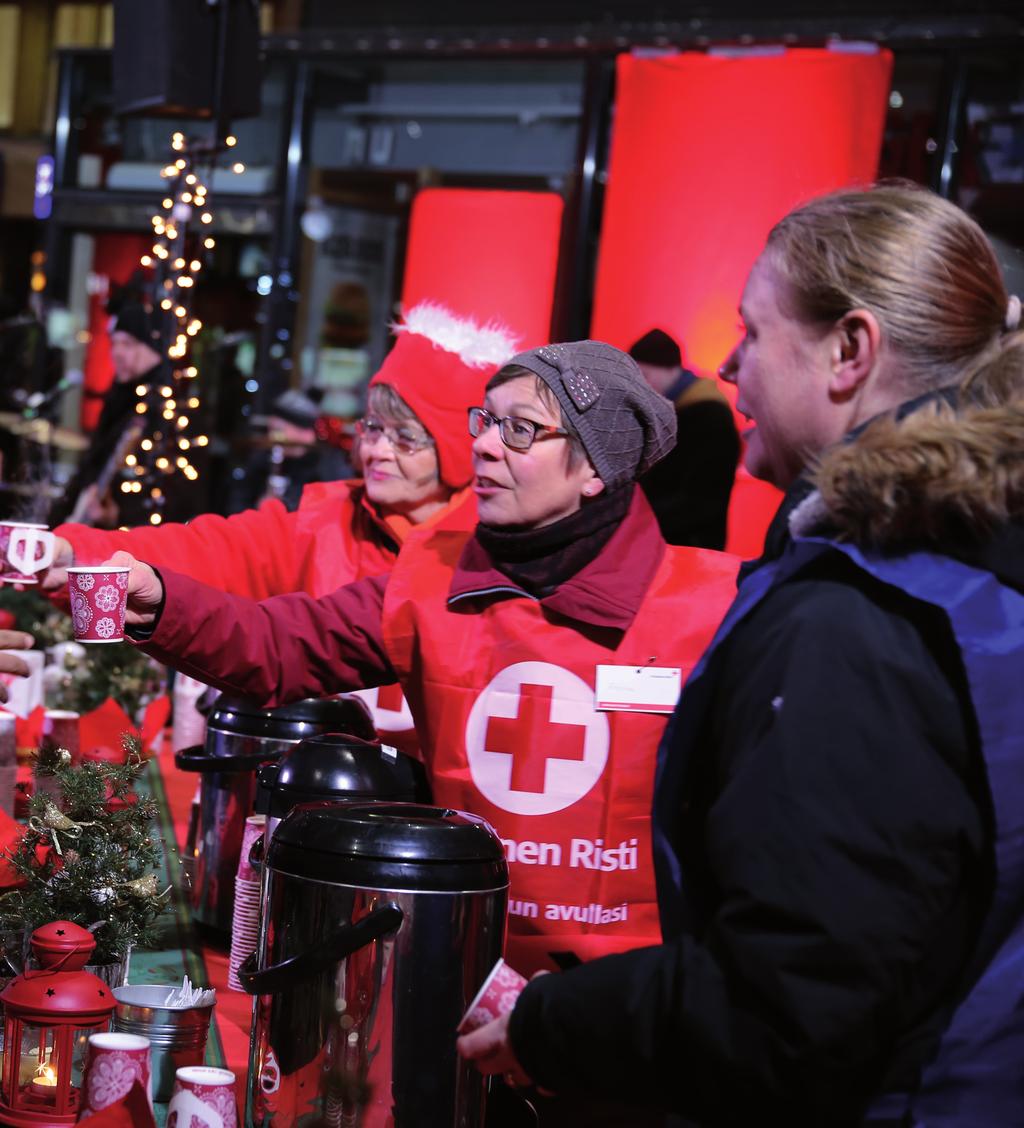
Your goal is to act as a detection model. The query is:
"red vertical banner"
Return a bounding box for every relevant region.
[82,234,152,431]
[591,48,893,557]
[400,188,564,350]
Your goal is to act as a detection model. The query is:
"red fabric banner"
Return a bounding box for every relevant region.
[400,187,564,350]
[591,47,893,557]
[79,697,134,762]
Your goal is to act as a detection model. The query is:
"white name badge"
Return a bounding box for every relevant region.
[595,664,682,715]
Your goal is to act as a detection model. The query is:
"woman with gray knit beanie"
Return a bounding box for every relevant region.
[21,339,740,1127]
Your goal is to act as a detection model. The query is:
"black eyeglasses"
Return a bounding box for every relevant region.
[467,407,570,452]
[355,416,434,455]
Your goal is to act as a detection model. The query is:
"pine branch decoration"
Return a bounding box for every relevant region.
[0,743,169,963]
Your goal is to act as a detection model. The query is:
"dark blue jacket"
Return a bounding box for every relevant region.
[511,522,1022,1126]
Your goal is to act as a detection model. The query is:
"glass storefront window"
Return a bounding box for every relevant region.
[60,53,290,195]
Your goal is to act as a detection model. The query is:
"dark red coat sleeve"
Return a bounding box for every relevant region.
[136,567,395,706]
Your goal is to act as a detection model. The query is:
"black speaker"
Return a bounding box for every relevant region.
[113,0,261,120]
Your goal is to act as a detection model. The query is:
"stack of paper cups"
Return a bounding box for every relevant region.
[166,1066,238,1128]
[228,815,265,992]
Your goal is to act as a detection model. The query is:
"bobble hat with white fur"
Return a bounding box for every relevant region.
[371,302,519,489]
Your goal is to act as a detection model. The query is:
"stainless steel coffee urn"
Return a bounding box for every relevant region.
[176,695,376,935]
[239,802,509,1128]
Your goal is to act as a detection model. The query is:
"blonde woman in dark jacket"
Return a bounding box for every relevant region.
[461,185,1024,1128]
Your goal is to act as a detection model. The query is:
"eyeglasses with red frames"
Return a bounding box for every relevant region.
[467,406,570,452]
[355,416,434,455]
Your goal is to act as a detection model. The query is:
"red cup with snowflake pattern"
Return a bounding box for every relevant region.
[79,1031,153,1118]
[167,1066,238,1128]
[458,957,528,1034]
[66,566,130,644]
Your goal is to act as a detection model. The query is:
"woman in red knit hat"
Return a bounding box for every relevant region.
[39,302,518,750]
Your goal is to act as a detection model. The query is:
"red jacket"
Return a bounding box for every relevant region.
[60,480,474,750]
[57,480,475,600]
[139,494,739,970]
[141,491,738,709]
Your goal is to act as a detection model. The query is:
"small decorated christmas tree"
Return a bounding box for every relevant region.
[0,735,169,963]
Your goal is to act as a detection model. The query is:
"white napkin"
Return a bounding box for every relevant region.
[163,975,216,1008]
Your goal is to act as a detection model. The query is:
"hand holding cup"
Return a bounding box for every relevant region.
[102,552,164,624]
[66,552,165,643]
[457,963,546,1090]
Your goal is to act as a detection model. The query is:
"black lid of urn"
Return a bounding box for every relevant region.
[204,694,377,746]
[268,801,509,893]
[255,733,429,818]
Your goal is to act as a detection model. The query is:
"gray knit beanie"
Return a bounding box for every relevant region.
[506,340,677,489]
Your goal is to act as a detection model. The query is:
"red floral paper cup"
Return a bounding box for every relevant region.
[167,1066,238,1128]
[67,566,130,644]
[0,521,54,584]
[459,957,528,1034]
[79,1031,152,1118]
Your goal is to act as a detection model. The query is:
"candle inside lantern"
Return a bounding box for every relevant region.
[30,1063,58,1095]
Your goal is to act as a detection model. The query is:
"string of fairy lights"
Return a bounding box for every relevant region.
[118,130,246,524]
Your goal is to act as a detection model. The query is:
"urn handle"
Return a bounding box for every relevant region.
[236,901,404,994]
[174,746,281,772]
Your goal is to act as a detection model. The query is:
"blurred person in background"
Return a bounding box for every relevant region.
[630,328,739,549]
[48,302,164,528]
[225,386,352,514]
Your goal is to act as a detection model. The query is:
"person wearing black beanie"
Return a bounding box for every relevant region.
[49,303,166,527]
[629,327,740,550]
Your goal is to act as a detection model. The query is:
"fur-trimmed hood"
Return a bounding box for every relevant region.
[789,398,1024,565]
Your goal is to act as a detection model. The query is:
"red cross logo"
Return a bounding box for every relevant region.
[465,661,610,816]
[484,683,586,793]
[348,684,414,737]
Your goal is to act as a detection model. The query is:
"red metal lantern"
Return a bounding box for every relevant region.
[0,921,116,1126]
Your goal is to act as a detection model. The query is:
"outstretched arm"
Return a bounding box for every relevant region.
[113,551,395,706]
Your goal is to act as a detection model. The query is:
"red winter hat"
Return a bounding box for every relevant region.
[370,302,519,488]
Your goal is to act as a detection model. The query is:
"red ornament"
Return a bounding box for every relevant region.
[0,922,117,1126]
